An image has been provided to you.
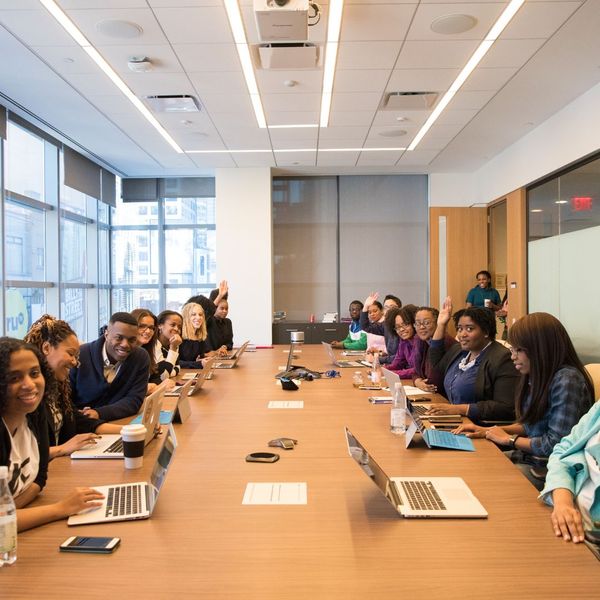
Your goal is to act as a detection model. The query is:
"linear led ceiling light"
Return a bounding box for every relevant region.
[268,124,319,129]
[319,0,344,127]
[187,146,406,153]
[223,0,267,128]
[407,0,525,151]
[39,0,184,153]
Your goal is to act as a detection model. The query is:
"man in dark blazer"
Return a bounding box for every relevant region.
[71,312,149,421]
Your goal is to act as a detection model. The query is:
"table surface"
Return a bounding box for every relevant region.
[4,345,599,598]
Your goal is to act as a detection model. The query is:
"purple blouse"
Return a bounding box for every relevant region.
[386,336,420,378]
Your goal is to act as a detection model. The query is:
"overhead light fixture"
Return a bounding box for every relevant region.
[38,0,183,153]
[187,146,405,154]
[408,0,524,151]
[268,124,319,129]
[223,0,267,128]
[319,0,344,127]
[530,209,543,213]
[555,200,568,204]
[127,55,153,73]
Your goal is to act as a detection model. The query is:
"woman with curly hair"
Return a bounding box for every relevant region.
[0,337,103,531]
[24,315,121,458]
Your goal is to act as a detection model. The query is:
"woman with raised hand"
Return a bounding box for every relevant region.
[426,297,519,422]
[24,315,121,459]
[0,337,103,531]
[455,312,594,490]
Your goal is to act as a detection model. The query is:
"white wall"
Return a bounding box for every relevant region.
[215,168,273,345]
[430,80,600,206]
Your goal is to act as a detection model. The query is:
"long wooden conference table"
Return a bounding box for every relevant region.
[4,345,599,597]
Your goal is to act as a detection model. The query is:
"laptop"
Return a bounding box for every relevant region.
[344,427,486,518]
[71,386,164,460]
[134,378,194,425]
[213,341,249,369]
[68,424,178,526]
[322,342,365,368]
[223,341,249,360]
[405,403,474,452]
[165,357,215,397]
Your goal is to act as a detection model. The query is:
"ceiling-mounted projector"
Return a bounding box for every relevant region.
[254,0,309,42]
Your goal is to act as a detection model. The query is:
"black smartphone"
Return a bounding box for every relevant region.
[60,536,120,554]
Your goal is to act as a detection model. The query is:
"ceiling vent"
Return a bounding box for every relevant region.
[257,43,319,69]
[145,95,200,113]
[381,92,439,110]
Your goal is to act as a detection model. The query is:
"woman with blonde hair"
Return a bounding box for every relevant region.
[179,302,212,369]
[24,315,121,458]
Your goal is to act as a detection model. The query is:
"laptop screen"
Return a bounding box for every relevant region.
[345,428,398,507]
[148,425,178,511]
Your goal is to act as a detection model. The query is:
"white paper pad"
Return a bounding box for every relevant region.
[182,372,197,380]
[403,385,430,396]
[268,400,304,409]
[243,482,307,505]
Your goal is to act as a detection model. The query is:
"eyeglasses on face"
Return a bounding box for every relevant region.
[394,324,410,331]
[138,325,156,332]
[414,320,433,328]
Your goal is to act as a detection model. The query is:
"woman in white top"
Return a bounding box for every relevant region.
[0,337,103,531]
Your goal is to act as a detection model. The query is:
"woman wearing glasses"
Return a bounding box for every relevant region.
[385,305,420,378]
[131,308,164,394]
[455,312,593,490]
[24,315,121,459]
[412,306,457,395]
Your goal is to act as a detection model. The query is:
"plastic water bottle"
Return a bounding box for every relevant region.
[390,382,407,435]
[371,352,382,385]
[352,371,364,387]
[0,466,17,566]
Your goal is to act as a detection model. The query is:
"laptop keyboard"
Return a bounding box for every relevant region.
[411,404,429,416]
[400,480,446,511]
[427,429,464,450]
[103,438,123,454]
[105,483,143,517]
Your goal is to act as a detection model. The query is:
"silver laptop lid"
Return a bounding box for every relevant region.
[344,427,402,510]
[148,424,178,513]
[381,367,400,391]
[141,385,165,444]
[322,341,335,362]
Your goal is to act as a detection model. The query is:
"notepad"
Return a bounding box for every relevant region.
[242,482,307,505]
[268,400,304,409]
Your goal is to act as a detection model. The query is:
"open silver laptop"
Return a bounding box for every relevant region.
[322,342,365,368]
[344,427,487,518]
[70,386,164,460]
[68,424,177,526]
[166,357,215,397]
[223,341,249,360]
[213,341,249,369]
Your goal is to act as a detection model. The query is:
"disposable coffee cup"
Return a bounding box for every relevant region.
[484,299,491,308]
[120,424,146,469]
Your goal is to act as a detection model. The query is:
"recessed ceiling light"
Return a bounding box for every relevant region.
[431,14,478,35]
[530,209,543,213]
[555,200,568,204]
[96,19,143,39]
[396,116,408,122]
[378,129,407,138]
[283,80,298,88]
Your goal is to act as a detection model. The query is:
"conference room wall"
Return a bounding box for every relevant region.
[430,79,600,207]
[215,167,273,346]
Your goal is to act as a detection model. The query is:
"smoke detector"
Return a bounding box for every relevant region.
[128,56,153,72]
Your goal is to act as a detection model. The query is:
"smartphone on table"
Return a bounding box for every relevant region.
[60,536,120,554]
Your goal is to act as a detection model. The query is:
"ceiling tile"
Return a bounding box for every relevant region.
[233,153,276,167]
[256,70,323,94]
[448,89,496,110]
[328,110,375,126]
[31,44,97,75]
[0,9,78,46]
[396,40,479,69]
[262,92,321,112]
[189,71,248,95]
[337,41,402,69]
[357,150,402,165]
[96,44,183,75]
[124,73,196,97]
[267,111,320,125]
[200,92,255,114]
[153,6,233,44]
[333,69,390,93]
[332,92,381,111]
[174,43,241,72]
[388,68,458,91]
[317,151,360,166]
[478,38,547,69]
[501,1,582,39]
[371,110,428,127]
[275,151,316,166]
[318,126,369,141]
[269,127,318,144]
[341,4,416,41]
[462,67,518,91]
[218,128,271,149]
[189,153,237,168]
[396,148,439,165]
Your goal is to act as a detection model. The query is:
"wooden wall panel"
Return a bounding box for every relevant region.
[429,207,488,311]
[505,187,527,324]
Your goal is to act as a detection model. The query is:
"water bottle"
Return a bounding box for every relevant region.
[390,382,407,435]
[371,352,382,385]
[352,371,364,387]
[0,466,17,566]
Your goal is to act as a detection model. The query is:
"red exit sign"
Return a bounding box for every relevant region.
[571,196,593,211]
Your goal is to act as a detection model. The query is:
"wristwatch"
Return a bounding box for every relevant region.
[508,434,519,448]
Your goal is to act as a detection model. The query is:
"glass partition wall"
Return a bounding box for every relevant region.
[528,154,600,362]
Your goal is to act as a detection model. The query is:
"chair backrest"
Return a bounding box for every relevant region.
[584,364,600,402]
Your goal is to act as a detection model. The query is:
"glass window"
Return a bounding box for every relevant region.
[5,200,45,280]
[165,288,212,313]
[164,197,216,225]
[111,287,160,316]
[98,228,110,285]
[99,288,110,330]
[5,288,45,336]
[61,219,87,283]
[5,123,45,201]
[165,229,216,285]
[111,200,158,226]
[61,185,88,216]
[111,230,159,285]
[61,287,87,339]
